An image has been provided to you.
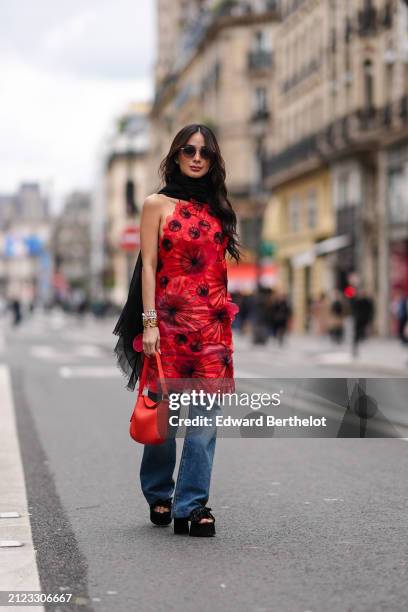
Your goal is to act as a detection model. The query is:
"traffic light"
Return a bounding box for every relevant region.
[344,285,356,298]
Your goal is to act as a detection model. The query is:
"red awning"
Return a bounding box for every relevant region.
[226,261,278,292]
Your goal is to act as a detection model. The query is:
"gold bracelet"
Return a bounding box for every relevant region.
[143,318,158,328]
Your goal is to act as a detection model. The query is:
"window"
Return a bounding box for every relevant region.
[338,171,350,208]
[363,59,374,109]
[385,63,393,102]
[253,30,268,52]
[307,190,317,228]
[253,87,268,113]
[288,196,301,232]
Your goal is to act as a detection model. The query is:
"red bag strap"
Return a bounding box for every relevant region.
[137,351,169,398]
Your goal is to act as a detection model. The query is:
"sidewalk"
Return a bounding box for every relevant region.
[0,365,44,610]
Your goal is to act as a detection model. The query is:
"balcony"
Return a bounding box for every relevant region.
[281,58,320,93]
[265,134,318,177]
[213,0,279,17]
[382,103,392,127]
[357,3,378,36]
[248,49,273,71]
[382,1,393,28]
[281,0,307,20]
[356,106,377,130]
[250,108,270,122]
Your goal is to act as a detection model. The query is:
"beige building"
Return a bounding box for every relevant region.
[150,0,279,283]
[104,102,151,305]
[51,191,91,295]
[264,0,408,334]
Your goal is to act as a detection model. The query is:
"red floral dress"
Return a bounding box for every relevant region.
[133,197,239,395]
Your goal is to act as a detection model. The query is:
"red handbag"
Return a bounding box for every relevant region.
[129,351,169,445]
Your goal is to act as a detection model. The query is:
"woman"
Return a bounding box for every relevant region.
[113,124,241,537]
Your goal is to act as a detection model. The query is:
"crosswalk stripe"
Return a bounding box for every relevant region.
[59,366,120,379]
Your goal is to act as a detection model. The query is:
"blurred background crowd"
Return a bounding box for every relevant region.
[2,0,408,353]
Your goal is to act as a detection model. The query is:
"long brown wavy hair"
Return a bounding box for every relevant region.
[157,123,242,263]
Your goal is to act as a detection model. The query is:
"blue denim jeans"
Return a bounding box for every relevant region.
[140,392,219,519]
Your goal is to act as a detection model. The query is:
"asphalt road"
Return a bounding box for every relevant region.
[2,311,408,612]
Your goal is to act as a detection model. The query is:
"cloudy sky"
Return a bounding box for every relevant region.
[0,0,156,212]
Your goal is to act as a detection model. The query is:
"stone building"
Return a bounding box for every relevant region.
[264,0,408,334]
[51,191,91,297]
[150,0,280,289]
[103,102,151,305]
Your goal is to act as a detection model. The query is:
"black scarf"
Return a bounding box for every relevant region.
[157,165,215,205]
[112,168,214,391]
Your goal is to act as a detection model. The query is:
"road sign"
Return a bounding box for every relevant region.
[120,225,140,252]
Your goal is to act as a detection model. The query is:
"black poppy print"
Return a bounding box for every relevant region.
[169,219,182,232]
[142,196,240,395]
[180,206,192,218]
[188,226,201,239]
[196,282,209,297]
[175,333,188,346]
[190,337,204,352]
[159,275,169,288]
[161,237,173,251]
[199,219,211,231]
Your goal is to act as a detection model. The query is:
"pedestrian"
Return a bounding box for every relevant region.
[395,291,408,345]
[252,285,271,345]
[272,291,291,346]
[9,296,22,326]
[311,292,330,335]
[236,290,253,334]
[350,288,375,356]
[328,289,346,344]
[113,124,242,537]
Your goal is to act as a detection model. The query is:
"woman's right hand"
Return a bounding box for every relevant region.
[143,326,161,358]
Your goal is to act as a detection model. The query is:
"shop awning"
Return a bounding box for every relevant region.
[291,235,351,268]
[226,261,278,293]
[314,234,351,255]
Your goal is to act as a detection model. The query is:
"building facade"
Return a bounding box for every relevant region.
[0,183,52,305]
[103,102,151,305]
[264,0,408,334]
[150,0,280,289]
[51,191,91,298]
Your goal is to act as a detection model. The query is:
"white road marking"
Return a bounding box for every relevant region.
[31,345,58,359]
[314,352,353,365]
[59,366,120,379]
[31,345,104,361]
[72,345,104,358]
[0,365,45,609]
[234,368,268,377]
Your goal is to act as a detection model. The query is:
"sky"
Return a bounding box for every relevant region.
[0,0,156,213]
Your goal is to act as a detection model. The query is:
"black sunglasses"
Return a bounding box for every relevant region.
[179,145,215,160]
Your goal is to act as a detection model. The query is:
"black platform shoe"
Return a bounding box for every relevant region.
[173,506,216,537]
[189,506,215,537]
[173,517,190,535]
[149,498,173,526]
